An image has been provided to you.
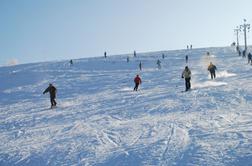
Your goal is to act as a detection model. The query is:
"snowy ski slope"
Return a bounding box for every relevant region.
[0,47,252,166]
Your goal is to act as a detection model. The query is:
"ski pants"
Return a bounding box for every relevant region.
[210,71,216,79]
[134,83,140,91]
[248,58,251,64]
[50,96,57,107]
[185,77,191,91]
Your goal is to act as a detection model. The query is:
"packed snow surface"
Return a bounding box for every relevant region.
[0,47,252,166]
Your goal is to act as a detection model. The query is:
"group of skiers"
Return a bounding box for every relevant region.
[44,51,219,108]
[236,47,252,65]
[187,45,193,50]
[138,59,162,71]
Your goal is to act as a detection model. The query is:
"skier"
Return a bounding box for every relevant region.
[134,75,142,91]
[69,59,73,66]
[127,56,130,63]
[242,50,246,58]
[208,62,217,79]
[206,52,210,56]
[181,66,191,91]
[162,53,165,59]
[43,83,57,108]
[238,49,241,56]
[187,45,189,49]
[139,61,142,71]
[190,44,192,49]
[185,55,188,63]
[248,52,252,64]
[236,46,240,52]
[104,52,107,58]
[157,59,161,69]
[134,51,136,57]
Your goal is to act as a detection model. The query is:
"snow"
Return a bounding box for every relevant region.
[1,46,252,165]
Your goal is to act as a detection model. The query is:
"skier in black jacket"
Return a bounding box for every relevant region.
[43,83,57,108]
[208,62,217,79]
[247,52,252,64]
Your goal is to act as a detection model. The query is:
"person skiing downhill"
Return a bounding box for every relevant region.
[69,59,73,66]
[127,56,130,63]
[134,75,142,91]
[238,49,241,56]
[139,61,142,71]
[157,59,161,69]
[134,51,136,57]
[181,66,191,91]
[242,50,246,58]
[208,62,217,79]
[247,52,252,64]
[43,83,57,108]
[104,52,107,58]
[185,55,188,63]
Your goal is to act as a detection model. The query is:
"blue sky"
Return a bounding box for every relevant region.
[1,0,252,65]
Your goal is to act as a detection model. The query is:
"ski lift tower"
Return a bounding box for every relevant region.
[240,19,250,52]
[234,26,240,50]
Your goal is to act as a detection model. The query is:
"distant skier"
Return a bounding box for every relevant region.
[127,56,130,63]
[134,51,136,57]
[69,59,73,66]
[206,52,210,56]
[185,55,188,63]
[187,45,189,49]
[231,42,236,47]
[43,83,57,108]
[104,52,107,58]
[242,50,246,58]
[181,66,191,91]
[238,49,241,56]
[208,62,217,79]
[162,53,165,59]
[247,52,252,64]
[134,75,142,91]
[139,61,142,71]
[190,44,192,49]
[236,46,240,52]
[157,59,161,69]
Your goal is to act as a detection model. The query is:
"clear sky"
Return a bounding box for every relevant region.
[1,0,252,65]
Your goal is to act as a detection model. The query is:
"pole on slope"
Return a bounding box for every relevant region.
[240,19,250,52]
[234,26,240,49]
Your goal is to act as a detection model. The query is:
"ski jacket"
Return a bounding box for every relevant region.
[208,64,217,72]
[248,53,252,59]
[182,69,191,79]
[43,85,57,98]
[134,76,142,84]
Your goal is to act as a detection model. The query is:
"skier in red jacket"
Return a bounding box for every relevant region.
[134,75,142,91]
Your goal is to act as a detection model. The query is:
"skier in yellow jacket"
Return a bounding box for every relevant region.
[181,66,191,91]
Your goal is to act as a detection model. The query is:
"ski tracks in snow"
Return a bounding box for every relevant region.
[1,47,252,165]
